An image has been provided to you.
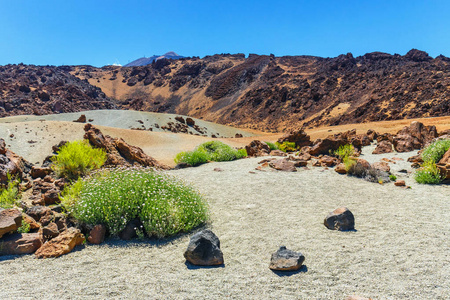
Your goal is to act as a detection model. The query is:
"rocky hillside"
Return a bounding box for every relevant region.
[0,64,117,117]
[1,49,449,132]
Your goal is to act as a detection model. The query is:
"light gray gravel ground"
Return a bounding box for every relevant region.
[1,146,449,299]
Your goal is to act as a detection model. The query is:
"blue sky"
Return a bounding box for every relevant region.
[0,0,448,66]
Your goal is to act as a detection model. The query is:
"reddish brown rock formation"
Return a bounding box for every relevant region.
[393,121,438,152]
[35,227,85,258]
[0,139,30,184]
[277,128,311,148]
[244,140,270,157]
[83,124,170,169]
[0,233,43,255]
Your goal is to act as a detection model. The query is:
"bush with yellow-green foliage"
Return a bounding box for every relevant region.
[0,174,20,209]
[414,139,450,184]
[275,141,297,153]
[61,168,208,238]
[175,141,247,166]
[51,140,107,180]
[334,144,356,170]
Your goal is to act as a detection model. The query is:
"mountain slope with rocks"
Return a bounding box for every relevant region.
[1,49,449,132]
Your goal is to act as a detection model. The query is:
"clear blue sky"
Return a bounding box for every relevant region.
[0,0,448,66]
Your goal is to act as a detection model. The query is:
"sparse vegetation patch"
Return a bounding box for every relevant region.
[175,141,247,166]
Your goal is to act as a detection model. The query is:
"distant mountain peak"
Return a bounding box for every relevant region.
[124,52,184,67]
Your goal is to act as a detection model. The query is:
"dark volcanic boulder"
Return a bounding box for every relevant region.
[88,224,106,244]
[310,137,347,156]
[184,229,224,266]
[269,158,297,172]
[372,140,393,154]
[324,207,355,231]
[269,246,305,271]
[0,139,29,184]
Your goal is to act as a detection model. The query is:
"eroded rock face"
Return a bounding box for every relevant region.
[83,124,170,169]
[393,121,438,152]
[0,209,22,238]
[277,129,311,148]
[35,227,85,259]
[324,207,355,231]
[184,229,224,266]
[269,246,305,271]
[245,140,270,157]
[0,233,43,255]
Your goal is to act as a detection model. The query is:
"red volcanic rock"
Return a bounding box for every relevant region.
[88,224,106,244]
[0,139,29,185]
[0,209,22,238]
[277,128,311,148]
[0,233,43,255]
[83,124,170,169]
[245,140,270,157]
[372,161,390,173]
[35,227,85,258]
[269,158,297,172]
[372,140,393,154]
[393,121,438,152]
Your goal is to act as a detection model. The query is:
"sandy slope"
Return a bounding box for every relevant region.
[0,146,449,299]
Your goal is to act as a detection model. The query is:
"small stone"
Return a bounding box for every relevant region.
[346,296,372,300]
[88,224,106,244]
[269,246,305,271]
[394,180,406,186]
[213,168,224,172]
[335,163,347,174]
[324,207,355,231]
[184,229,224,266]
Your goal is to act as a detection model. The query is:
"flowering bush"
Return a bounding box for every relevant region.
[61,168,208,238]
[275,141,297,152]
[414,161,443,184]
[0,174,20,208]
[51,140,107,180]
[421,139,450,163]
[175,141,247,166]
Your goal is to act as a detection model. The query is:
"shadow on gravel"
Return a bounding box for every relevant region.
[271,265,308,277]
[184,261,225,269]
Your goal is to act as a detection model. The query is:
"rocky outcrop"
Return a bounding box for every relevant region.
[83,124,170,169]
[245,140,270,157]
[269,246,305,271]
[35,227,85,258]
[277,128,311,148]
[0,209,22,238]
[324,207,355,231]
[184,229,224,266]
[393,121,438,152]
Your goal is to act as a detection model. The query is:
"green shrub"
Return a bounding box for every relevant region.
[414,161,443,184]
[421,139,450,163]
[389,174,397,181]
[265,141,278,151]
[17,220,30,233]
[0,175,20,208]
[51,140,107,180]
[276,141,297,152]
[174,141,247,166]
[334,144,356,171]
[61,168,208,238]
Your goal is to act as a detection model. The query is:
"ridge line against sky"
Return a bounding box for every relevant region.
[0,0,449,67]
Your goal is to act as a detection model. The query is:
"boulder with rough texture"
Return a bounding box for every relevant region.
[22,213,40,230]
[30,166,52,179]
[319,155,339,167]
[372,161,390,173]
[310,136,348,156]
[372,140,393,154]
[269,158,297,172]
[25,205,52,222]
[324,207,355,231]
[88,224,106,244]
[269,246,305,271]
[335,163,347,174]
[83,124,170,169]
[184,229,224,266]
[35,227,85,258]
[245,140,270,157]
[393,121,438,152]
[0,209,22,238]
[277,129,311,148]
[42,222,60,240]
[73,114,87,123]
[270,150,286,156]
[0,233,43,255]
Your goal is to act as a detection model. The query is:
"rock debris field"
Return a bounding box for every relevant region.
[1,146,449,299]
